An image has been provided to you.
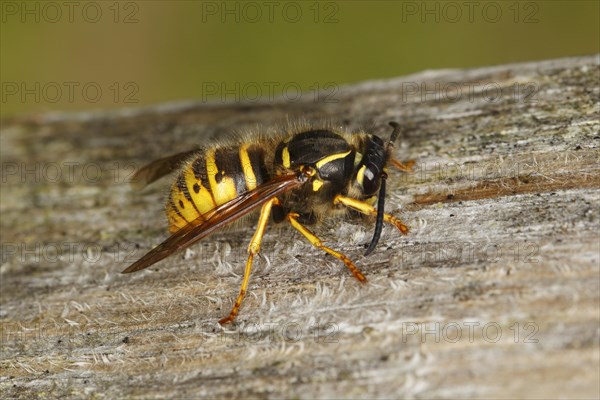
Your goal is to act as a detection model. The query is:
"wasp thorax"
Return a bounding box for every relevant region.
[274,130,355,195]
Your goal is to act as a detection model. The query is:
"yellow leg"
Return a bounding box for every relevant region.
[287,213,367,283]
[391,159,415,173]
[334,195,409,235]
[219,198,277,325]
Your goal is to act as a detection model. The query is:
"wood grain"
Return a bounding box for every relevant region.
[1,55,599,399]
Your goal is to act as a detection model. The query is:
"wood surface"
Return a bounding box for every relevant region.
[1,55,599,399]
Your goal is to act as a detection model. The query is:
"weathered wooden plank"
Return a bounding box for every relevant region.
[1,55,599,399]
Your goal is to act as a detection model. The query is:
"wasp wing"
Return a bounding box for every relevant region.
[131,149,200,190]
[121,173,305,273]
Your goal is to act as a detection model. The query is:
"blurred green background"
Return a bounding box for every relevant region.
[1,0,598,117]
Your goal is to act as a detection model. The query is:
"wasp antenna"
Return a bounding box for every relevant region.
[364,173,387,256]
[388,121,402,143]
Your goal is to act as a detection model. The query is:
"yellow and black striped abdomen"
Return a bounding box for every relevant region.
[166,144,269,233]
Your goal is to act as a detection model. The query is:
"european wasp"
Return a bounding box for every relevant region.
[123,122,414,324]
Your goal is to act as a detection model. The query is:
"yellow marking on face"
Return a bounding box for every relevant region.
[312,179,324,192]
[356,165,366,187]
[239,144,257,190]
[206,149,238,206]
[315,150,351,169]
[184,166,216,214]
[282,146,291,169]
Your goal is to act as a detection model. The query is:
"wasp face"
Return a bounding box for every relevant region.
[355,135,387,196]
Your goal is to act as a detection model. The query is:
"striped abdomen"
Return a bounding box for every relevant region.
[166,144,269,232]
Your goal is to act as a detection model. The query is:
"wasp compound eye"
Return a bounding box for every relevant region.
[362,163,381,195]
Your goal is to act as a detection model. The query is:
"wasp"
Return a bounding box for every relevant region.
[122,122,414,324]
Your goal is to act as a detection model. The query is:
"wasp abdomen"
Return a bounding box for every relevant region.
[166,144,269,232]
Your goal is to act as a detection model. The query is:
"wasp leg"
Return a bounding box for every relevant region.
[334,195,409,235]
[287,212,367,283]
[219,198,278,325]
[391,159,415,173]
